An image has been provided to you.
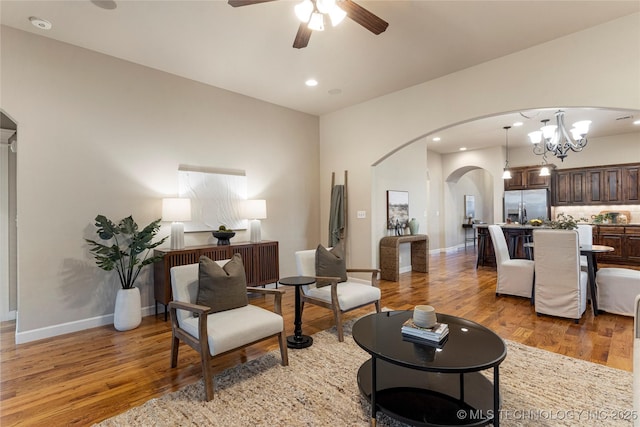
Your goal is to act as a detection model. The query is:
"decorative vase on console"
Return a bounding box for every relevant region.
[408,218,419,235]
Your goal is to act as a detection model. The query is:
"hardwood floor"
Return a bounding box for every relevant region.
[0,250,635,426]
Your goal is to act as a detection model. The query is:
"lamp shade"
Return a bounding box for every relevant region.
[162,198,191,222]
[241,199,267,220]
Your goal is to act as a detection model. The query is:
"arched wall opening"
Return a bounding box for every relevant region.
[369,105,639,263]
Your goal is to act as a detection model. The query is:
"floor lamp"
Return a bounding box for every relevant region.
[162,198,191,250]
[242,200,267,244]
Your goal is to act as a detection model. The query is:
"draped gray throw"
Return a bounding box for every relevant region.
[328,184,345,247]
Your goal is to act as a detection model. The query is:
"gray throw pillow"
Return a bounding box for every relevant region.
[315,243,348,288]
[196,253,248,313]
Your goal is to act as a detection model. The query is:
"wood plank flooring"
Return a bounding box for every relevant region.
[0,250,635,426]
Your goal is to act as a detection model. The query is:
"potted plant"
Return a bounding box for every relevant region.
[545,213,588,230]
[86,215,168,331]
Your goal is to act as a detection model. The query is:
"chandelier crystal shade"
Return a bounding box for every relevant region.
[528,110,591,162]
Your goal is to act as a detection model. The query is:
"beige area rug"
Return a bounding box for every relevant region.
[96,318,634,427]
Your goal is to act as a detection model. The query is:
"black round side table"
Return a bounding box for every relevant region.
[278,276,316,349]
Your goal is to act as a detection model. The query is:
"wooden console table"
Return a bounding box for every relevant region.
[153,240,279,320]
[379,235,429,281]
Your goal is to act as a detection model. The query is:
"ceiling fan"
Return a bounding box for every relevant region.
[228,0,389,49]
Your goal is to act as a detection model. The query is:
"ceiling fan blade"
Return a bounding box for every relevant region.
[228,0,278,7]
[293,23,312,49]
[339,0,389,35]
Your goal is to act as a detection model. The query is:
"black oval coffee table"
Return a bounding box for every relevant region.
[352,310,507,426]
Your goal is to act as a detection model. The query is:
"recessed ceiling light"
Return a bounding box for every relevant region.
[634,120,640,125]
[432,137,441,142]
[459,147,467,151]
[29,16,52,30]
[305,79,318,87]
[513,121,523,127]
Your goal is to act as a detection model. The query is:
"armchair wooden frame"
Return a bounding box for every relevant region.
[301,268,381,342]
[169,287,289,401]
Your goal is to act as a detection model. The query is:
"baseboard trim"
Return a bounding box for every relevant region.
[14,305,156,344]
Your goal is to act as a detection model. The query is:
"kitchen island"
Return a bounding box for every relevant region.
[475,223,640,268]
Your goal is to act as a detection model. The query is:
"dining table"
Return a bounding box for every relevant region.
[523,242,614,316]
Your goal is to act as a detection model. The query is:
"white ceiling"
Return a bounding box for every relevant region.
[1,0,639,153]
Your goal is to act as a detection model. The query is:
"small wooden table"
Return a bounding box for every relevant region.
[379,234,429,281]
[278,276,316,349]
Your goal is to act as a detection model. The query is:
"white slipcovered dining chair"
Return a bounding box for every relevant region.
[294,247,381,342]
[169,258,288,401]
[488,225,535,299]
[576,224,593,270]
[533,229,588,323]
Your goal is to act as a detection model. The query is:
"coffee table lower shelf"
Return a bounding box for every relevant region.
[357,359,497,426]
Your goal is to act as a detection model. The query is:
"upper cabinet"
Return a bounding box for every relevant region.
[623,165,640,203]
[504,165,553,191]
[553,170,585,205]
[551,163,639,206]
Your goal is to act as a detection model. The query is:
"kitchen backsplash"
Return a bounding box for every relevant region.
[551,205,640,224]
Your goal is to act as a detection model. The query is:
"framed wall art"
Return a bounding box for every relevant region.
[178,165,247,232]
[387,190,409,229]
[465,195,475,220]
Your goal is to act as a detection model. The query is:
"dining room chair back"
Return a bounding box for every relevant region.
[488,225,534,299]
[576,224,593,270]
[533,229,587,323]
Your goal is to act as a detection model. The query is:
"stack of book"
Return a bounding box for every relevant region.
[401,318,449,343]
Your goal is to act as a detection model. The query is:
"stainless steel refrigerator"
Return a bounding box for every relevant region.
[503,189,550,223]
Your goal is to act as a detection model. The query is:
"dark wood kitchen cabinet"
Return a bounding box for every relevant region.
[602,167,623,203]
[504,166,553,191]
[552,163,639,205]
[623,165,640,203]
[552,170,585,205]
[153,241,279,319]
[593,225,640,266]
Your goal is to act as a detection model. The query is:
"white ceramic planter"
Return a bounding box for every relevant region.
[114,287,142,331]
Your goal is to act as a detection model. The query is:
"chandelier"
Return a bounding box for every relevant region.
[295,0,347,31]
[528,110,591,162]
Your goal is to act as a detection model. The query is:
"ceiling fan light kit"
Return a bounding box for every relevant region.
[296,0,346,29]
[228,0,388,49]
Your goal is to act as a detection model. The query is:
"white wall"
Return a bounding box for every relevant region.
[319,13,640,268]
[372,138,428,267]
[1,26,320,342]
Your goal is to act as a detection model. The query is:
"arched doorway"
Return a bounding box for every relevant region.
[444,166,494,250]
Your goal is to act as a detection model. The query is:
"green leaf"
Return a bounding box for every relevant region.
[86,215,166,289]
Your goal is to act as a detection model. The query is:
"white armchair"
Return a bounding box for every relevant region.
[533,229,588,323]
[294,248,381,341]
[488,225,534,299]
[169,258,288,401]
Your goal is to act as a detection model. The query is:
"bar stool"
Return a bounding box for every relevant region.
[523,234,534,260]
